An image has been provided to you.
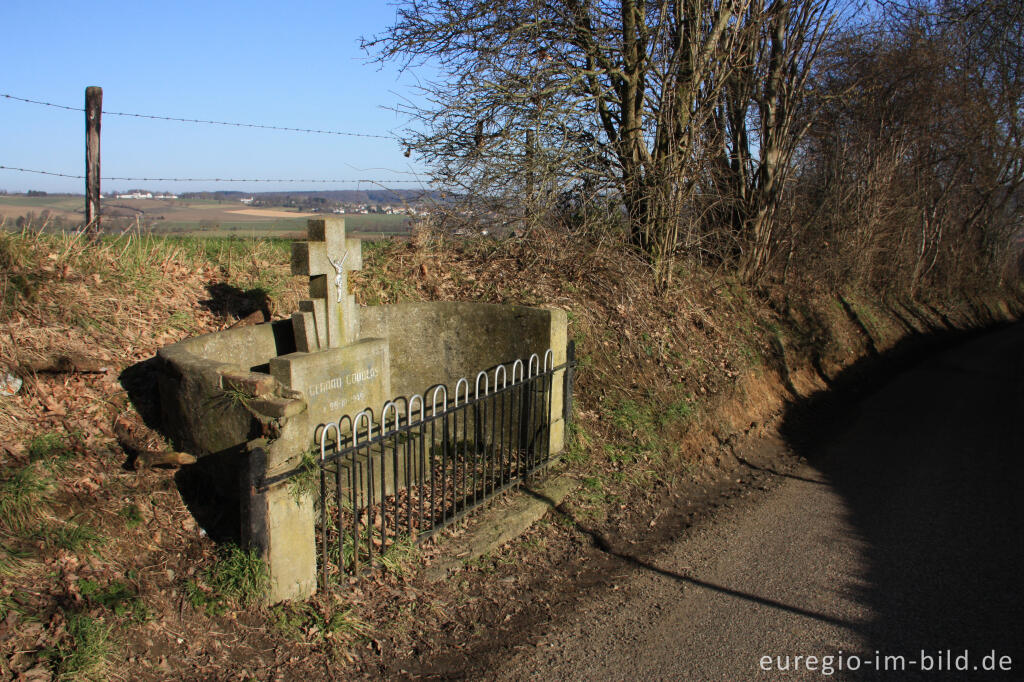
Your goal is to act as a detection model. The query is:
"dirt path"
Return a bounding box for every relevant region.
[484,323,1024,680]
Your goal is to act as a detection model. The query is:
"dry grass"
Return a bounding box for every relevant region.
[0,225,305,451]
[0,219,1018,679]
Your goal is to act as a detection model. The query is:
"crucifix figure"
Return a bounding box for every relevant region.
[328,251,349,303]
[290,218,361,351]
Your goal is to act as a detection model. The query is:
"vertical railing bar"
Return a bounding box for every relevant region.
[502,384,509,487]
[545,367,553,464]
[468,399,477,503]
[351,453,359,574]
[494,389,501,491]
[418,416,426,535]
[432,386,448,528]
[381,440,389,554]
[525,375,532,476]
[511,377,519,488]
[382,401,399,553]
[334,457,343,580]
[410,394,425,538]
[461,400,468,512]
[353,410,374,568]
[319,459,327,588]
[392,396,409,544]
[334,459,341,576]
[367,440,375,567]
[516,378,523,483]
[442,405,449,525]
[516,380,524,487]
[318,424,337,589]
[528,353,541,476]
[430,416,437,528]
[565,341,576,428]
[339,415,354,579]
[455,377,468,517]
[523,376,532,477]
[488,391,496,496]
[494,365,507,494]
[506,363,514,487]
[544,349,554,466]
[475,371,489,505]
[404,424,412,538]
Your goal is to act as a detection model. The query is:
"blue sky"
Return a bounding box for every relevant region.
[0,1,429,194]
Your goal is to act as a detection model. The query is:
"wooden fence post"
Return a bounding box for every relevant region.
[85,86,102,237]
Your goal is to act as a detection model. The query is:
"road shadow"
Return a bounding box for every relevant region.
[778,318,1024,673]
[527,487,860,631]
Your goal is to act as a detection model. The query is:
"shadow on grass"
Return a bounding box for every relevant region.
[119,358,243,545]
[199,282,271,321]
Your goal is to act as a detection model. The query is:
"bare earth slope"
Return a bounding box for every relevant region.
[491,323,1024,680]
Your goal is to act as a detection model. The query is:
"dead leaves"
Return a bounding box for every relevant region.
[41,395,67,417]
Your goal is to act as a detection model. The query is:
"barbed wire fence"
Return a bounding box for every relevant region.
[1,88,428,234]
[0,165,425,184]
[2,92,397,139]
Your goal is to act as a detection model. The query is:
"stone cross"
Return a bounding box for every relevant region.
[290,218,362,351]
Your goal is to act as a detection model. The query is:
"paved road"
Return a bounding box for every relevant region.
[494,324,1024,680]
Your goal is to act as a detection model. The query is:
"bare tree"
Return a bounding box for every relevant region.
[792,0,1023,294]
[713,0,834,281]
[366,0,767,285]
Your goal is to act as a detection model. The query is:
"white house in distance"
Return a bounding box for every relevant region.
[115,191,178,200]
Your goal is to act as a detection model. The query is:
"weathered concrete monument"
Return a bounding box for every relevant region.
[157,218,569,601]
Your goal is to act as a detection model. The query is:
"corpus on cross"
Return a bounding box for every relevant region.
[329,251,349,303]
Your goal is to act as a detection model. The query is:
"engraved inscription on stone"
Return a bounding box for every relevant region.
[306,367,382,398]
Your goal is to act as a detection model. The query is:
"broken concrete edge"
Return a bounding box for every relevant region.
[220,368,277,397]
[158,342,239,383]
[219,368,310,421]
[160,341,309,421]
[423,465,583,582]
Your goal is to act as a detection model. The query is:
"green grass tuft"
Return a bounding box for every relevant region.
[47,613,113,681]
[0,465,52,534]
[560,422,591,465]
[287,449,320,506]
[203,545,269,609]
[378,535,419,578]
[78,578,149,622]
[38,520,105,553]
[118,504,143,529]
[27,432,73,462]
[271,602,371,641]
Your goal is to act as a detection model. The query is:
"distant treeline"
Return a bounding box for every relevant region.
[178,189,445,204]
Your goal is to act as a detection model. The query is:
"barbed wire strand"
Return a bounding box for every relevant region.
[0,165,426,184]
[1,92,396,140]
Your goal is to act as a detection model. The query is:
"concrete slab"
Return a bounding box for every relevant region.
[424,470,581,581]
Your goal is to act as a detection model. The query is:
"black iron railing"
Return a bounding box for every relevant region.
[307,345,575,587]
